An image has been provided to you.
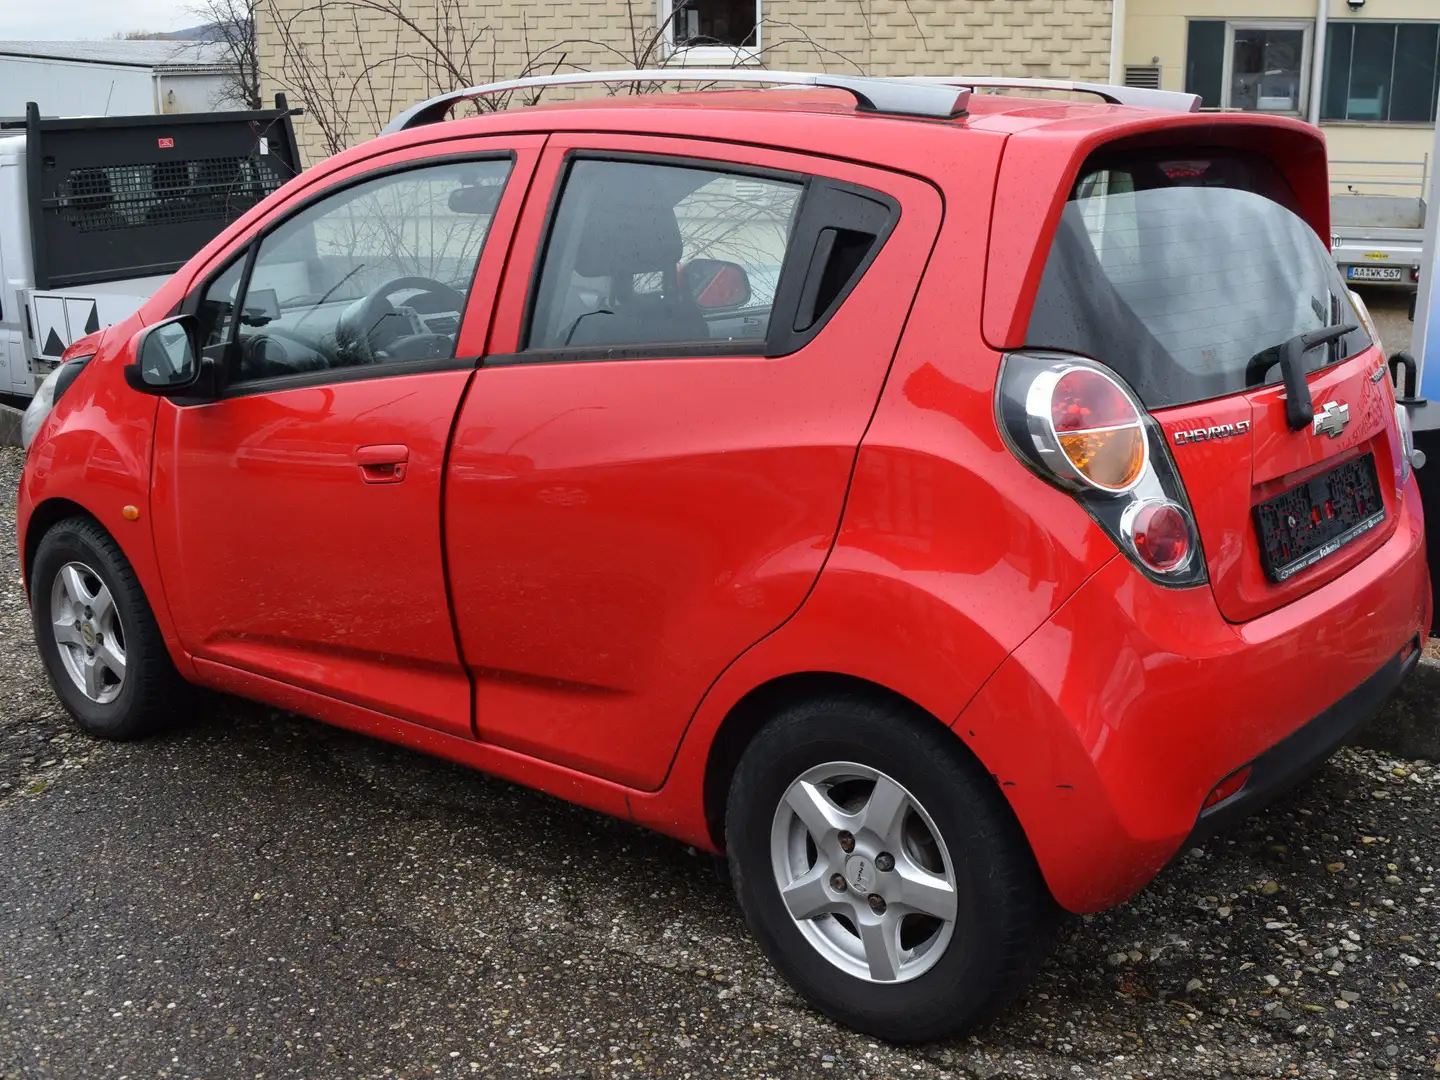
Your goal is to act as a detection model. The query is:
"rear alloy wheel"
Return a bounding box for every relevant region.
[32,517,187,739]
[727,693,1056,1042]
[771,762,957,984]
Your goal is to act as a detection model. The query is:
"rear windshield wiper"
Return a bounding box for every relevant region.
[1247,324,1357,432]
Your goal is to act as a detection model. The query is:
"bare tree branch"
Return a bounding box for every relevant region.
[261,0,874,154]
[185,0,264,109]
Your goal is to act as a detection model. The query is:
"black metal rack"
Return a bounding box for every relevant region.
[3,95,303,290]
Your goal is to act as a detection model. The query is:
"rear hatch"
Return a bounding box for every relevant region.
[1024,146,1403,622]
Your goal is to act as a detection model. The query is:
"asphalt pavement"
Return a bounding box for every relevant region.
[1,446,1438,1080]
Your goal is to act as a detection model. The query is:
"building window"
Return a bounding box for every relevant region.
[664,0,760,61]
[1185,20,1311,115]
[1322,22,1440,124]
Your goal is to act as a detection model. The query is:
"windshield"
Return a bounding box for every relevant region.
[1025,149,1371,408]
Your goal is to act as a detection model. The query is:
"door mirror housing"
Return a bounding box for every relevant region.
[124,315,207,396]
[680,258,752,311]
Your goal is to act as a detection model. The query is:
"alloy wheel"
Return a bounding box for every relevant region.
[769,761,958,983]
[49,561,126,705]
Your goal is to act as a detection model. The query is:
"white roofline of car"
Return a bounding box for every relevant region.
[379,70,1201,135]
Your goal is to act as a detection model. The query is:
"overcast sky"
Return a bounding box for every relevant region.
[0,0,195,41]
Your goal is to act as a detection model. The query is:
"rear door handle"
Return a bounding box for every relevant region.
[356,443,409,484]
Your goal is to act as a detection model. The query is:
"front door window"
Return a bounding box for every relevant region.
[198,158,512,385]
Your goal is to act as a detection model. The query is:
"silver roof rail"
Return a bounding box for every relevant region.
[380,69,970,134]
[905,75,1201,113]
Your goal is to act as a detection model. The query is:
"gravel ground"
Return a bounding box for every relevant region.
[0,445,1438,1080]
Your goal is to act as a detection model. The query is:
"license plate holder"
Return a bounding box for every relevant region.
[1254,454,1385,583]
[1346,266,1403,282]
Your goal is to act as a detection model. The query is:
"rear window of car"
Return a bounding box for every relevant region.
[1024,148,1371,409]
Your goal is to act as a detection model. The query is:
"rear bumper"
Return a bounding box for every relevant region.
[1187,640,1419,842]
[955,478,1431,914]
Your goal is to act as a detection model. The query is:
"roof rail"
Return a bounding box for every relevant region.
[380,69,970,134]
[906,76,1201,113]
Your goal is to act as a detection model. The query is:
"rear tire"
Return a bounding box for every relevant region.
[725,692,1056,1042]
[31,517,187,740]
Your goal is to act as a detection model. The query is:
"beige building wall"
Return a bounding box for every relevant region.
[258,0,1115,161]
[1125,0,1439,194]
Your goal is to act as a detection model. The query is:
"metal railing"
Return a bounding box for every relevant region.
[1329,156,1430,199]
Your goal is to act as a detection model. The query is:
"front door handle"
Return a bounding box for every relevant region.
[356,443,409,484]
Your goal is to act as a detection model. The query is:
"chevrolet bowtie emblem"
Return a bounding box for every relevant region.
[1312,401,1350,439]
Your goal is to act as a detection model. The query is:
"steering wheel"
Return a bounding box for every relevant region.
[336,276,466,363]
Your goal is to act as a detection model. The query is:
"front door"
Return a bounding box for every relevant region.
[150,140,540,737]
[444,135,942,788]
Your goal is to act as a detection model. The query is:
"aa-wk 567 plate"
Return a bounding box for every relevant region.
[1253,453,1385,583]
[1346,266,1403,282]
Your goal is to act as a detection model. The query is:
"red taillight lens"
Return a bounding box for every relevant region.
[1048,369,1146,491]
[1126,500,1192,573]
[1203,765,1252,810]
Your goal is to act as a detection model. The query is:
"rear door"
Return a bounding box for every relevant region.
[1023,146,1402,622]
[444,134,942,790]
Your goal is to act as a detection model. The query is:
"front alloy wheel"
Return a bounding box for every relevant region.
[49,561,127,704]
[32,516,187,739]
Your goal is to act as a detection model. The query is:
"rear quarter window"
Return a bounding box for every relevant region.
[1025,149,1371,409]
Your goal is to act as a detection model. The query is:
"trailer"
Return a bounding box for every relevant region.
[0,97,301,399]
[1331,193,1424,289]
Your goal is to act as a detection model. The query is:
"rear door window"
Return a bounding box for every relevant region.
[1025,149,1370,408]
[526,159,803,353]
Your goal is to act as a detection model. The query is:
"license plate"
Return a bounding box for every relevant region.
[1346,265,1403,282]
[1254,454,1385,583]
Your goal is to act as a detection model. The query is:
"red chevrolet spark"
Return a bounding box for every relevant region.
[17,71,1431,1041]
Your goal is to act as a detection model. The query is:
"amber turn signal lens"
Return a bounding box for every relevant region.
[1056,428,1146,491]
[1049,369,1146,491]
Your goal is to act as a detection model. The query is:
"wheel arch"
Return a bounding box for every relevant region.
[22,497,98,588]
[699,671,1023,860]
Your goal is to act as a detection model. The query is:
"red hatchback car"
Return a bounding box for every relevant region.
[18,71,1431,1041]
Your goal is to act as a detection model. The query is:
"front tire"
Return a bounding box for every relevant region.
[31,516,186,739]
[725,693,1056,1042]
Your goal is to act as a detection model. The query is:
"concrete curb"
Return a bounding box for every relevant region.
[0,404,21,448]
[1353,655,1440,761]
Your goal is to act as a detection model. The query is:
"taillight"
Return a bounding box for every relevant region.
[1049,369,1147,491]
[997,351,1207,587]
[1123,500,1192,573]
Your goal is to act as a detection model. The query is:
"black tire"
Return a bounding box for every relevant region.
[30,516,188,740]
[725,693,1057,1042]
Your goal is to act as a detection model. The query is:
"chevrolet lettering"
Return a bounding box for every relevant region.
[1173,420,1252,445]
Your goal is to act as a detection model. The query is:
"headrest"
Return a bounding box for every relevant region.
[574,201,683,278]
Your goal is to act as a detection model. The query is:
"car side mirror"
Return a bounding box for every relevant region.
[680,258,752,311]
[123,315,205,395]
